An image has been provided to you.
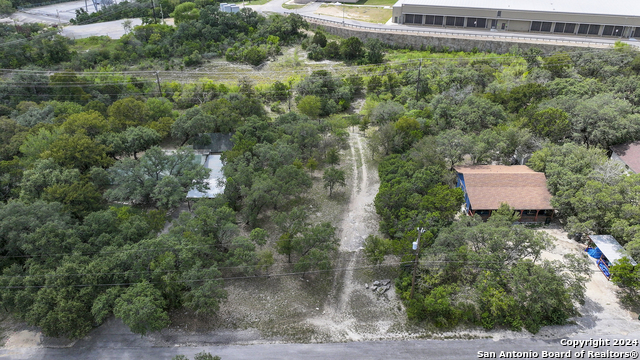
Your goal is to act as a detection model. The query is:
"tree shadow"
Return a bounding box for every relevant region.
[328,190,349,203]
[616,288,640,315]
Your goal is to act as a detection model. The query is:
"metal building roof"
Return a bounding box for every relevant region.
[187,154,225,198]
[392,0,640,18]
[193,133,234,154]
[589,235,637,266]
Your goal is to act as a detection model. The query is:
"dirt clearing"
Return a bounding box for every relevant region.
[315,5,392,24]
[535,226,640,338]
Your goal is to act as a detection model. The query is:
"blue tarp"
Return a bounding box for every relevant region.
[598,260,611,278]
[586,247,603,260]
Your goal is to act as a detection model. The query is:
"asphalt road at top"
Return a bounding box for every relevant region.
[2,332,640,360]
[5,0,633,46]
[250,0,637,48]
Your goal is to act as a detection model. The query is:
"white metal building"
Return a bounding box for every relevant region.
[392,0,640,37]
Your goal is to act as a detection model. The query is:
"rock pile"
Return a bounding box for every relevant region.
[365,279,391,295]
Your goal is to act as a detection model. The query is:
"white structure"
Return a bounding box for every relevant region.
[219,3,239,13]
[392,0,640,37]
[187,154,225,198]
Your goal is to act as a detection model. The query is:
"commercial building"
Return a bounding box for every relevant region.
[392,0,640,38]
[455,165,553,222]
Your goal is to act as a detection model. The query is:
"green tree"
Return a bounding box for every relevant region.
[43,133,114,172]
[370,100,404,124]
[107,98,150,131]
[340,37,364,61]
[120,126,161,159]
[365,38,384,64]
[43,180,104,218]
[323,167,346,196]
[326,147,340,166]
[0,0,14,15]
[292,222,339,278]
[105,147,209,208]
[527,107,570,142]
[244,46,267,66]
[171,2,200,24]
[324,41,340,59]
[146,97,175,121]
[151,176,186,209]
[13,104,54,127]
[297,95,322,119]
[570,93,637,149]
[363,234,391,265]
[610,257,640,289]
[0,118,27,161]
[435,130,470,169]
[171,106,215,146]
[61,111,109,138]
[544,53,573,78]
[312,31,327,47]
[114,281,169,336]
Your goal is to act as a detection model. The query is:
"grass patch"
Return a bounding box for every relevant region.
[71,35,118,52]
[282,3,305,9]
[315,4,391,24]
[385,48,509,62]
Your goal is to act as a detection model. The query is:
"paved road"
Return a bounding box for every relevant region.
[61,18,142,39]
[7,0,635,47]
[250,0,638,48]
[3,331,640,359]
[0,0,99,25]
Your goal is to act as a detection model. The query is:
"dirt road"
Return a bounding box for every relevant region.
[304,130,412,341]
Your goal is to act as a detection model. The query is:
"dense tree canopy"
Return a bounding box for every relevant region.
[1,24,640,338]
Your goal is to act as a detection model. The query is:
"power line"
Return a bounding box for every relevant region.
[0,256,593,290]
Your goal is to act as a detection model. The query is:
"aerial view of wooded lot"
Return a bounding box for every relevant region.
[1,0,640,356]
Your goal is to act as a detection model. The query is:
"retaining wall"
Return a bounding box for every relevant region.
[307,20,612,54]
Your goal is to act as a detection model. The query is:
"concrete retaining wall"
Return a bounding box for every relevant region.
[308,21,611,54]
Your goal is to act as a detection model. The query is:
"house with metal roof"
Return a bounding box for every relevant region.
[187,133,233,199]
[455,165,554,222]
[392,0,640,37]
[610,141,640,174]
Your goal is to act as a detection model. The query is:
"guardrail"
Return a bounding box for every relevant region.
[285,12,622,48]
[18,0,78,10]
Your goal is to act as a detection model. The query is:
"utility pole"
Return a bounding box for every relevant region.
[415,58,422,100]
[155,71,162,95]
[287,79,293,112]
[151,0,158,23]
[410,227,426,299]
[85,0,88,12]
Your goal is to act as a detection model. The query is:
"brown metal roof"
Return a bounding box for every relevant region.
[455,165,553,210]
[610,141,640,174]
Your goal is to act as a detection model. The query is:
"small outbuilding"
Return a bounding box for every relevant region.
[610,141,640,174]
[187,133,233,199]
[455,165,553,222]
[585,235,637,280]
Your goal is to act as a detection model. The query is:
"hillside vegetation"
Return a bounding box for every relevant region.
[2,8,640,337]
